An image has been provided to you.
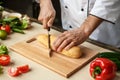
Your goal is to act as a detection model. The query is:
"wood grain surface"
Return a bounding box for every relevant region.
[9,34,98,78]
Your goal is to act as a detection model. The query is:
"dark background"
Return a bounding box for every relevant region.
[1,0,62,27]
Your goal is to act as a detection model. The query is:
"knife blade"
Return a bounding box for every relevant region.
[47,27,52,57]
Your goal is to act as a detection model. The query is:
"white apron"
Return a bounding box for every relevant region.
[59,0,120,47]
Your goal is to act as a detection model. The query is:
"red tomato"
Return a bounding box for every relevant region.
[0,25,11,34]
[8,64,30,77]
[8,67,20,77]
[17,65,30,73]
[0,55,10,66]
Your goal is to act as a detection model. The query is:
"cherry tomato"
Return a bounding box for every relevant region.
[17,65,30,73]
[0,55,10,66]
[8,67,20,77]
[0,25,11,34]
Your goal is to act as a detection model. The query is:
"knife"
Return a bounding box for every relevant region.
[47,27,52,57]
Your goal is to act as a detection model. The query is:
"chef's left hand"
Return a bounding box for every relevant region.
[52,15,103,52]
[52,28,89,52]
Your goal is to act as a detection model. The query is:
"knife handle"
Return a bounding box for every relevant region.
[47,27,50,31]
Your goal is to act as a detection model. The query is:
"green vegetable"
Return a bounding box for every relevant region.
[0,66,3,74]
[2,17,19,23]
[0,6,4,12]
[21,19,29,29]
[0,45,8,55]
[97,52,120,70]
[0,17,29,34]
[97,52,120,58]
[12,28,24,34]
[0,30,7,40]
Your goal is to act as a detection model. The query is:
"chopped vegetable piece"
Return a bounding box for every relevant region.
[8,64,30,77]
[0,45,8,55]
[0,55,10,66]
[17,64,30,73]
[8,67,20,77]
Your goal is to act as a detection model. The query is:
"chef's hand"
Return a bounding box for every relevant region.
[52,15,103,52]
[52,28,89,52]
[38,0,56,29]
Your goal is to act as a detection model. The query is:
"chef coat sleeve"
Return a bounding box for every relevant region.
[90,0,120,23]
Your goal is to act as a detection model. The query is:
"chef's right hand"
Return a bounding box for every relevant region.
[38,0,56,29]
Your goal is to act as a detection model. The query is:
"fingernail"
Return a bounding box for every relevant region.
[57,48,61,52]
[52,46,56,51]
[48,24,52,27]
[65,47,69,50]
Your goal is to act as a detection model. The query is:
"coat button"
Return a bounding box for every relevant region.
[69,25,72,28]
[81,8,84,11]
[65,5,68,9]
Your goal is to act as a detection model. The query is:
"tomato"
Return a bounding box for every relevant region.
[8,64,30,77]
[0,25,11,34]
[0,30,7,40]
[8,67,20,77]
[17,65,29,73]
[0,55,10,66]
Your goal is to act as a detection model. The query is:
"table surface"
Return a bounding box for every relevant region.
[1,22,120,80]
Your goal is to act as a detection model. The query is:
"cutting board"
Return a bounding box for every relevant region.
[10,34,98,78]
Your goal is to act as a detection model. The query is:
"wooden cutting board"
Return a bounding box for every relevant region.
[9,34,98,78]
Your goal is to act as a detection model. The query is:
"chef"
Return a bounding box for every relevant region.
[38,0,120,52]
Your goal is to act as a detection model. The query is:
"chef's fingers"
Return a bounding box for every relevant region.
[38,15,43,24]
[64,42,75,50]
[52,31,68,51]
[56,39,72,52]
[53,36,67,51]
[43,17,49,29]
[47,17,55,27]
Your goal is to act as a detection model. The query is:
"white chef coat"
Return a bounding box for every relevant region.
[59,0,120,48]
[35,0,39,3]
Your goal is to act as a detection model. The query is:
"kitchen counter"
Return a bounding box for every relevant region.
[1,10,120,80]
